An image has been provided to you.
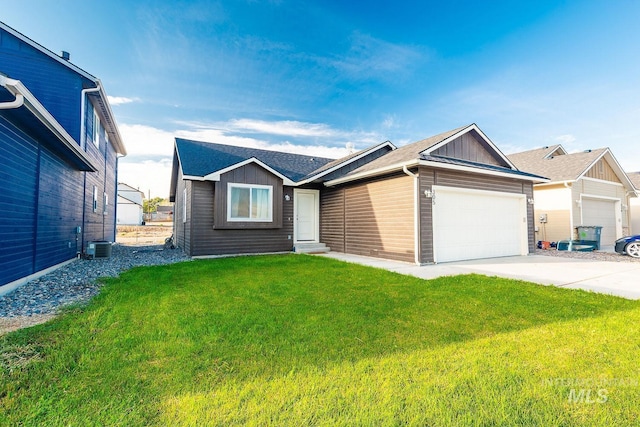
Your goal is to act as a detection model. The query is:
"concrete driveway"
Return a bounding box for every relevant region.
[319,252,640,299]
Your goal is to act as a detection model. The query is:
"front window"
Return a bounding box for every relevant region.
[227,183,272,222]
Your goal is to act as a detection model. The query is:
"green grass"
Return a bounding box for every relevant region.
[1,254,640,426]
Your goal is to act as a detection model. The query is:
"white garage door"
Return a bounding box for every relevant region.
[433,186,528,263]
[581,198,618,246]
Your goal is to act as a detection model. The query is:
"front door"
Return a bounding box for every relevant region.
[295,189,319,242]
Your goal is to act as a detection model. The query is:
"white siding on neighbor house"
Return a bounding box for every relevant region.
[533,186,573,243]
[572,178,630,240]
[580,197,620,246]
[631,197,640,235]
[116,196,143,225]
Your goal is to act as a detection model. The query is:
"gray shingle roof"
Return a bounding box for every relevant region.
[175,138,335,182]
[627,171,640,190]
[344,125,469,175]
[422,155,547,180]
[508,147,608,182]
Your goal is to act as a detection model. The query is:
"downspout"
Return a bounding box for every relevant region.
[0,92,24,109]
[403,165,420,265]
[564,181,575,239]
[79,85,100,254]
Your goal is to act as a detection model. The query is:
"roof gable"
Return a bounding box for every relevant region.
[341,124,516,176]
[508,147,635,191]
[174,138,334,183]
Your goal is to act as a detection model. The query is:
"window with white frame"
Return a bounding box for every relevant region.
[103,193,108,215]
[93,111,100,148]
[93,186,98,212]
[182,188,187,223]
[227,183,272,222]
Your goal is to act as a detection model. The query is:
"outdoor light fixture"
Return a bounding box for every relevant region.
[284,194,291,201]
[527,198,535,204]
[424,189,433,198]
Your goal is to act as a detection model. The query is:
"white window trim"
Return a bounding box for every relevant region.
[103,192,108,215]
[227,183,273,222]
[93,111,100,148]
[182,188,187,223]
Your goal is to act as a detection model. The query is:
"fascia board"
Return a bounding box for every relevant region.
[418,159,549,182]
[422,124,518,170]
[575,149,636,193]
[324,160,419,186]
[1,76,97,171]
[201,157,296,186]
[298,141,396,184]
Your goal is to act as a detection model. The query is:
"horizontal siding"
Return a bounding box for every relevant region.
[0,117,39,285]
[342,173,414,263]
[190,181,293,256]
[214,163,284,229]
[419,166,535,263]
[0,30,85,142]
[320,188,345,252]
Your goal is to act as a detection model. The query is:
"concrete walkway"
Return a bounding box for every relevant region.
[319,252,640,300]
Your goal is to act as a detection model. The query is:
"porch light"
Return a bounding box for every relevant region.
[284,194,291,201]
[527,198,535,205]
[424,189,433,198]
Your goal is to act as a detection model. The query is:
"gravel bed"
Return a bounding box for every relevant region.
[0,244,190,319]
[534,248,640,262]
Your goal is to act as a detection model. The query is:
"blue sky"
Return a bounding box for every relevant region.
[3,1,640,197]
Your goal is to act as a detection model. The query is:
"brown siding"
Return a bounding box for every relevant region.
[323,173,415,263]
[189,180,293,257]
[585,159,622,183]
[173,170,192,255]
[418,166,535,263]
[431,131,505,166]
[320,187,345,252]
[214,163,283,229]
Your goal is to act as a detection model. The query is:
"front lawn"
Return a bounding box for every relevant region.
[1,254,639,425]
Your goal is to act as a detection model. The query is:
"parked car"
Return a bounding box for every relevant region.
[614,235,640,258]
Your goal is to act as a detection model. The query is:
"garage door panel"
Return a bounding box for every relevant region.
[581,198,618,246]
[433,186,527,263]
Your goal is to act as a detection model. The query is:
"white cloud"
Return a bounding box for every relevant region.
[108,96,138,106]
[554,134,576,144]
[116,119,381,198]
[118,158,173,199]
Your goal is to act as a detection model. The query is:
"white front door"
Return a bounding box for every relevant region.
[294,189,319,242]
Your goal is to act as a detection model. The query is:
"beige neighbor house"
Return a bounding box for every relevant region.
[508,145,637,247]
[628,172,640,235]
[171,124,547,264]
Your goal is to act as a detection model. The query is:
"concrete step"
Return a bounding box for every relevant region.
[294,242,330,254]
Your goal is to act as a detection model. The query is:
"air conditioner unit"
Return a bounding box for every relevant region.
[86,241,113,259]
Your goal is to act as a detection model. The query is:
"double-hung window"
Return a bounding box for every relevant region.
[227,183,272,222]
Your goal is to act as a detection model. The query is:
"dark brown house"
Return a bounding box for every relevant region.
[169,124,547,264]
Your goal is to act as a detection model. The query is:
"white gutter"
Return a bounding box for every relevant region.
[325,158,548,187]
[0,83,24,109]
[0,76,97,171]
[402,165,421,265]
[80,86,100,149]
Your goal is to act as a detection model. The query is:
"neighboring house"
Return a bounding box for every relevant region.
[0,22,126,291]
[170,124,546,264]
[508,145,636,246]
[153,205,173,221]
[628,172,640,235]
[117,183,144,225]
